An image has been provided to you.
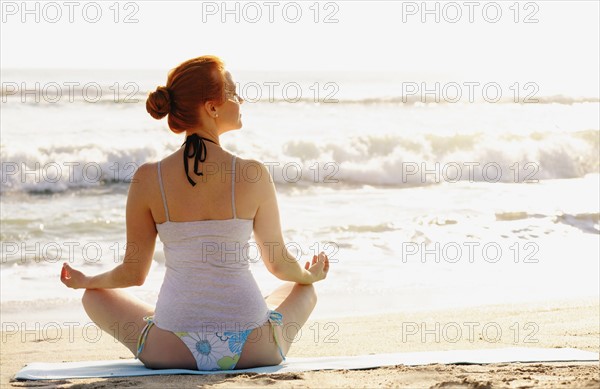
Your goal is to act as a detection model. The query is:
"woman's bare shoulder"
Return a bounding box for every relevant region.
[135,151,178,180]
[128,162,162,198]
[233,156,273,184]
[133,161,158,181]
[234,155,267,168]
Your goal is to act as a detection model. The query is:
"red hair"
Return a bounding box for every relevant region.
[146,55,227,133]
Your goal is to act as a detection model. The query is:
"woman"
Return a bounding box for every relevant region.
[60,55,330,371]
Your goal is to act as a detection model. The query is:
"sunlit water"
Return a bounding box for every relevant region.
[1,69,598,325]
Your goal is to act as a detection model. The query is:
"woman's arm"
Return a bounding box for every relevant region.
[252,161,321,285]
[61,164,158,289]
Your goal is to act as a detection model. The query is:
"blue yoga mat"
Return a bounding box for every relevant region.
[15,347,599,380]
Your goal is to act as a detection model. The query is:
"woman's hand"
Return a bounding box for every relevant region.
[60,263,90,289]
[304,251,330,283]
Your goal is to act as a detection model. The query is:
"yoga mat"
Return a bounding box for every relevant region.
[16,347,599,380]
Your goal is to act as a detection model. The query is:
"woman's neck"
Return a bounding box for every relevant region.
[185,131,220,146]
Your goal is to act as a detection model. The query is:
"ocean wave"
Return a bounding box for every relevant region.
[495,212,599,235]
[1,130,598,193]
[0,144,164,193]
[554,213,600,234]
[325,131,599,186]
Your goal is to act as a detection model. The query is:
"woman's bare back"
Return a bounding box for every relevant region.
[148,145,261,224]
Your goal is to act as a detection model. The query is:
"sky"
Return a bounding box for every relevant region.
[1,1,599,95]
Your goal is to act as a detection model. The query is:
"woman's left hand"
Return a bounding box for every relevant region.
[60,263,90,289]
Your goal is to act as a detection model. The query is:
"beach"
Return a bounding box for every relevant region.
[1,68,599,388]
[2,1,600,387]
[3,297,599,388]
[2,69,599,321]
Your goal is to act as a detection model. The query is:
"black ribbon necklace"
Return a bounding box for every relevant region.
[182,133,218,186]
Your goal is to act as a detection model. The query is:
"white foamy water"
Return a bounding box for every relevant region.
[1,69,598,325]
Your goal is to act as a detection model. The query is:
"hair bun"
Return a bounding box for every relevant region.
[146,86,171,119]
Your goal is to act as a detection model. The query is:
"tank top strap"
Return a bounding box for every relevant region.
[157,161,170,222]
[231,155,237,219]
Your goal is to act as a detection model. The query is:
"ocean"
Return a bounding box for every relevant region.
[1,68,598,326]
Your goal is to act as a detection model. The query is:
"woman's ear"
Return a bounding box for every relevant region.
[203,100,217,117]
[203,101,225,118]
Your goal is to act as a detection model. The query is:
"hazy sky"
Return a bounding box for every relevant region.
[1,1,599,93]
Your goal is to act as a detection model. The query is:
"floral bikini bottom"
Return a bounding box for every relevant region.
[136,310,286,371]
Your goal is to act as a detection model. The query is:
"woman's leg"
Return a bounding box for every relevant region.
[81,289,196,369]
[82,289,154,354]
[270,283,317,356]
[236,282,317,368]
[263,281,296,309]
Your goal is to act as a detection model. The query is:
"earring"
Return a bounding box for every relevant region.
[215,114,219,118]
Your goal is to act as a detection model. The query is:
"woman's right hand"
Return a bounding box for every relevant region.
[60,263,91,289]
[304,252,330,283]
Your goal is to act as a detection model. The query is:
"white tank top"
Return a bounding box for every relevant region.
[153,155,271,332]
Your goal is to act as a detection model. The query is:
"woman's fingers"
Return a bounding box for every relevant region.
[60,263,75,288]
[304,252,330,282]
[61,263,71,280]
[60,263,89,289]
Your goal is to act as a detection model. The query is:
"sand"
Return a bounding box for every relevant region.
[2,298,599,388]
